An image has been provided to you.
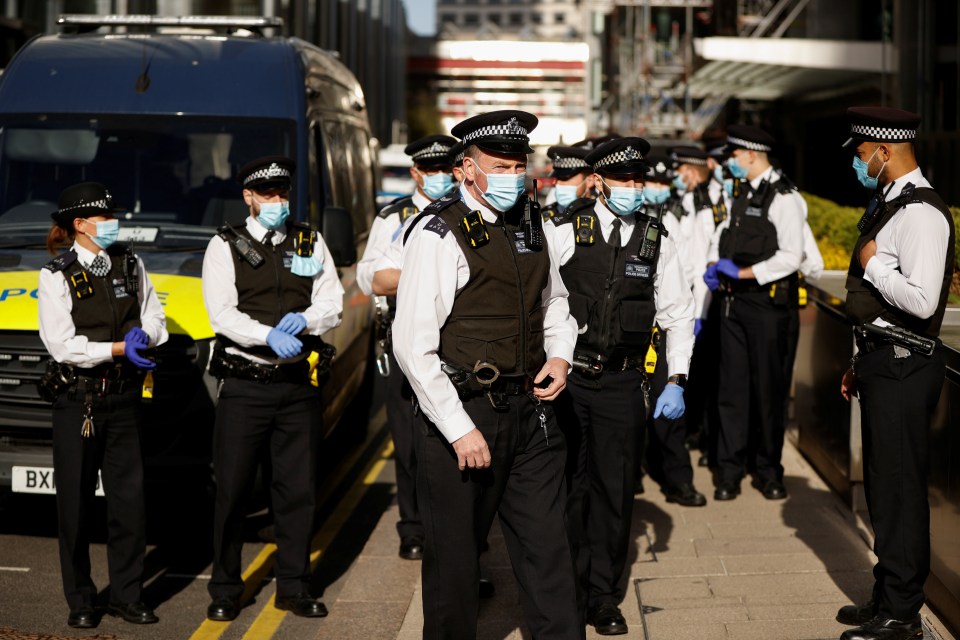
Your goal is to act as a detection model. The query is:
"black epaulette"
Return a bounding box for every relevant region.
[554,199,595,226]
[403,193,462,244]
[377,196,417,221]
[291,221,318,258]
[541,203,560,222]
[217,224,265,267]
[43,250,78,273]
[773,173,798,194]
[106,242,131,257]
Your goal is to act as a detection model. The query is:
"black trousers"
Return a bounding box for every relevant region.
[690,297,722,465]
[387,352,422,542]
[856,344,944,619]
[716,293,790,484]
[645,332,693,488]
[416,393,580,640]
[561,369,645,617]
[209,378,321,600]
[52,387,146,610]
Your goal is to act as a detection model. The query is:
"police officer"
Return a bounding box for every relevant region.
[704,125,805,501]
[38,182,167,628]
[836,108,954,640]
[552,138,695,635]
[542,145,595,223]
[201,156,344,621]
[357,135,456,560]
[393,110,581,640]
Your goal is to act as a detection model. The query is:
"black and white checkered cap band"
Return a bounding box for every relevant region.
[412,142,453,161]
[454,150,465,164]
[671,154,708,166]
[552,156,589,170]
[461,117,528,144]
[243,162,291,185]
[850,124,916,141]
[593,146,645,170]
[59,198,111,213]
[727,136,771,152]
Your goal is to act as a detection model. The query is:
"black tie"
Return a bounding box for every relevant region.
[609,218,622,248]
[88,254,110,278]
[263,230,275,246]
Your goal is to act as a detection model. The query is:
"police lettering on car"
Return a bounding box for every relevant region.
[201,155,343,622]
[836,107,955,640]
[549,137,696,635]
[38,182,168,629]
[392,110,582,639]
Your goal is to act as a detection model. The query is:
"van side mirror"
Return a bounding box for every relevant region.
[322,206,357,267]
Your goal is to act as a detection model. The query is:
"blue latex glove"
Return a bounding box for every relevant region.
[267,328,303,359]
[275,312,307,336]
[654,383,685,420]
[715,258,741,280]
[703,264,720,291]
[123,327,155,370]
[694,318,704,337]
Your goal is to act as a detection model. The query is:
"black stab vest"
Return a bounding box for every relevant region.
[221,224,314,358]
[559,208,659,358]
[434,199,551,376]
[718,178,782,267]
[845,184,955,337]
[50,245,142,346]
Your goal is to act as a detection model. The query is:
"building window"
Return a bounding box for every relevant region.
[530,12,542,23]
[488,13,501,25]
[464,12,479,25]
[555,12,566,23]
[440,12,457,25]
[508,12,523,25]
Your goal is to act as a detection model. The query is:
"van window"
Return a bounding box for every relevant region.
[320,121,373,236]
[0,116,294,248]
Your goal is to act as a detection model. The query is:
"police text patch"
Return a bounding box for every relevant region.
[513,231,534,254]
[625,262,652,279]
[745,206,763,218]
[424,216,450,238]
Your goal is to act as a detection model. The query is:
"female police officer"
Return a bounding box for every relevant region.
[38,182,168,629]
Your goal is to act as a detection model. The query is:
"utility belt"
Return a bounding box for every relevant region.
[571,349,647,379]
[210,345,329,385]
[37,360,142,403]
[854,323,939,357]
[720,272,798,306]
[440,360,537,411]
[373,296,395,378]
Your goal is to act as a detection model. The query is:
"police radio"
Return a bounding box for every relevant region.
[124,245,140,295]
[522,180,544,251]
[639,205,663,262]
[225,223,265,267]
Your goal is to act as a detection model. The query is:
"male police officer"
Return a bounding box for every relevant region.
[704,125,804,502]
[552,137,695,635]
[201,156,344,621]
[393,110,581,640]
[542,145,595,223]
[357,135,456,560]
[837,108,954,640]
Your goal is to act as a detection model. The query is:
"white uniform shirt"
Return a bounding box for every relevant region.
[863,167,950,322]
[707,166,804,285]
[681,180,728,319]
[392,185,578,444]
[201,215,344,364]
[552,199,696,376]
[357,190,430,295]
[38,242,169,367]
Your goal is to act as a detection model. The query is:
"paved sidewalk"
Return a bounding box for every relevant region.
[316,437,956,640]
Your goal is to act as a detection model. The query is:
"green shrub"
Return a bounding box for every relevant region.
[801,192,960,297]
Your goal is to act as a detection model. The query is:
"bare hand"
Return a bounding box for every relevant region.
[452,428,491,471]
[859,240,877,269]
[840,367,858,402]
[533,357,568,401]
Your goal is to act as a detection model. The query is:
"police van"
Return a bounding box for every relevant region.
[0,15,377,494]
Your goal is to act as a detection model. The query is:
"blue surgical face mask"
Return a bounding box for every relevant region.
[420,171,454,200]
[476,165,525,211]
[713,165,724,183]
[257,200,290,230]
[852,147,885,190]
[723,179,734,197]
[672,174,687,194]
[601,179,643,216]
[725,157,749,180]
[84,218,119,249]
[555,185,579,208]
[644,185,671,205]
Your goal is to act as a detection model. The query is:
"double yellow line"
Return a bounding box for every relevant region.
[189,424,393,640]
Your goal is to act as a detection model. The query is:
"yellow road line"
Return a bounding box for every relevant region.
[240,438,394,639]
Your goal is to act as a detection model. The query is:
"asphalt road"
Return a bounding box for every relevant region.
[0,382,389,640]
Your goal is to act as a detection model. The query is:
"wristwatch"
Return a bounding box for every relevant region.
[667,374,687,389]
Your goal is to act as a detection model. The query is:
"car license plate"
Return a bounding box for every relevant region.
[11,466,105,496]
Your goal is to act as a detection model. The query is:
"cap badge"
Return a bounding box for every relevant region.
[266,163,283,178]
[624,146,639,161]
[655,162,666,173]
[506,117,525,135]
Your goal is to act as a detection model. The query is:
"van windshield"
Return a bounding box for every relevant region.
[0,115,294,248]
